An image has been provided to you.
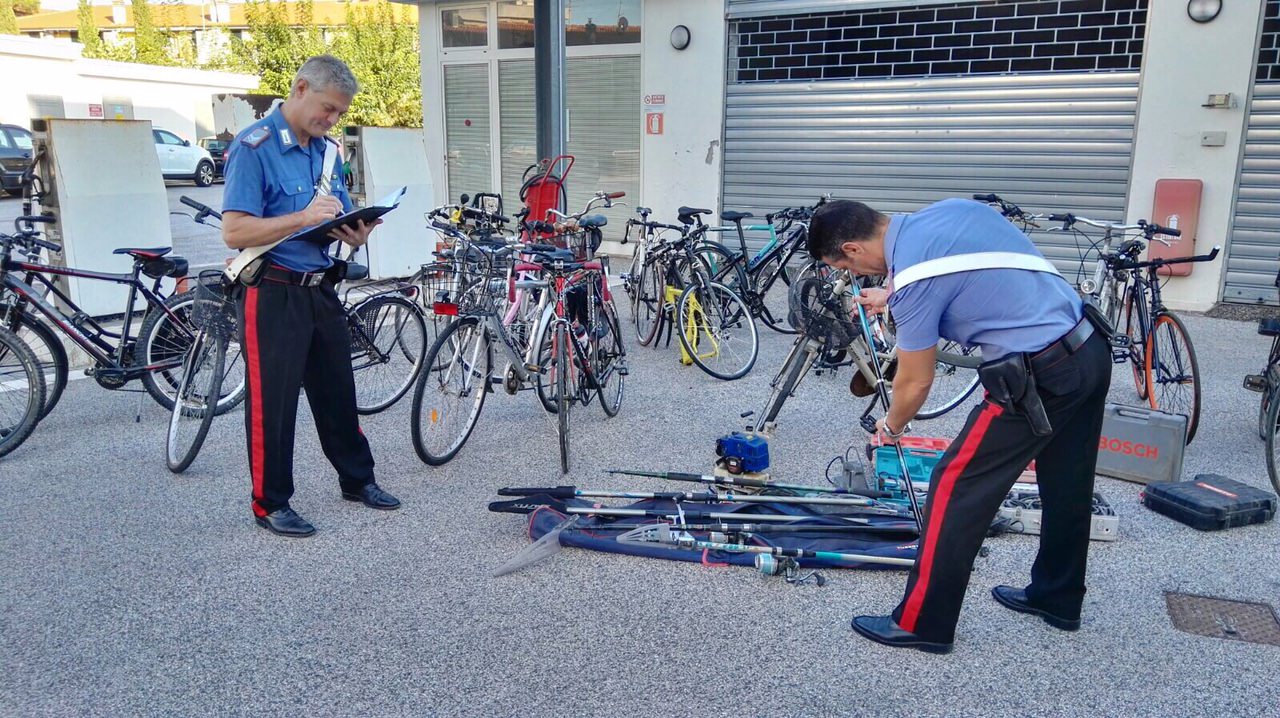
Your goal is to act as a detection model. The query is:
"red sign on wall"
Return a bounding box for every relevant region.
[88,104,103,118]
[645,112,664,135]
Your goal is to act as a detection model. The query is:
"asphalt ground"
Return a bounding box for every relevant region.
[2,266,1279,717]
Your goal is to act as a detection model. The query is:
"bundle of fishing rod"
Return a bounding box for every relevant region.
[487,469,922,585]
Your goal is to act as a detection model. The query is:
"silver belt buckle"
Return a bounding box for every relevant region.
[303,271,324,287]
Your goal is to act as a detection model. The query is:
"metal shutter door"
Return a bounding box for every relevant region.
[721,72,1139,270]
[499,60,536,208]
[1225,82,1280,304]
[443,63,493,201]
[566,56,640,237]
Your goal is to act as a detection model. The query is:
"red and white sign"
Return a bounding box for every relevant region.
[88,104,103,118]
[645,112,664,135]
[643,94,666,106]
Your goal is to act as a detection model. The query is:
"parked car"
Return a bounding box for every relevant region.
[197,136,230,179]
[153,128,216,187]
[0,123,34,197]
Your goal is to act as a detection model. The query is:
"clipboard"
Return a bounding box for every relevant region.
[288,186,407,245]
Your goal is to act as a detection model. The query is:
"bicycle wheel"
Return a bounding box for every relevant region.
[1265,385,1280,495]
[410,317,491,465]
[555,322,572,474]
[138,291,246,415]
[1123,290,1149,400]
[6,310,67,419]
[633,257,664,346]
[1145,311,1201,444]
[349,294,427,414]
[676,281,759,381]
[754,255,799,335]
[0,326,45,458]
[594,301,626,417]
[916,340,982,419]
[758,337,820,427]
[165,330,225,473]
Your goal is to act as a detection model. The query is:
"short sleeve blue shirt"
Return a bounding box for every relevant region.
[886,198,1083,360]
[222,106,352,272]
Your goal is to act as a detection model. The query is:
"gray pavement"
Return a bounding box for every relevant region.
[2,273,1279,715]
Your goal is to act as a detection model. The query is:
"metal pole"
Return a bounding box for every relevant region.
[534,0,567,161]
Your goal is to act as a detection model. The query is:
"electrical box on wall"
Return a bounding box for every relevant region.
[1148,179,1203,277]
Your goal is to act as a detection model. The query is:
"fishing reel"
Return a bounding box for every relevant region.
[755,554,827,587]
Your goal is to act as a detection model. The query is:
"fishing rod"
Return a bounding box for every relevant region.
[617,524,916,569]
[496,485,883,508]
[852,299,925,533]
[487,494,895,525]
[606,469,892,498]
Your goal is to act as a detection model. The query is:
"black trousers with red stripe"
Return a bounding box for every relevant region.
[891,331,1111,643]
[235,278,375,518]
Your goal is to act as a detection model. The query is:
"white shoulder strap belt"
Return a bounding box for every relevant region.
[224,139,338,281]
[892,251,1062,292]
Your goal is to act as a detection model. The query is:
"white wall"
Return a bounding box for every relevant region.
[1127,1,1266,312]
[637,0,727,231]
[0,35,258,142]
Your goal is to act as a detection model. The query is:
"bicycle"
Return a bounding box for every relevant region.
[755,269,981,434]
[1050,212,1220,443]
[699,199,825,334]
[972,193,1045,234]
[1244,264,1280,494]
[626,207,759,381]
[410,223,625,473]
[166,269,233,472]
[0,322,44,458]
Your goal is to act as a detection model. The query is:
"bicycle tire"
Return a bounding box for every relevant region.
[556,322,571,474]
[1265,385,1280,495]
[759,338,820,427]
[410,317,491,465]
[676,281,759,381]
[1123,289,1149,400]
[1145,311,1201,444]
[633,256,664,347]
[137,291,246,415]
[7,310,67,419]
[350,294,427,414]
[165,330,224,473]
[916,340,982,420]
[595,300,626,417]
[753,254,799,335]
[0,326,45,459]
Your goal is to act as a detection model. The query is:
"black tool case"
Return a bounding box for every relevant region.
[1141,475,1277,531]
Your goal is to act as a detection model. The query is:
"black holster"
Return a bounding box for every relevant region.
[1080,295,1116,341]
[237,256,268,287]
[978,352,1053,437]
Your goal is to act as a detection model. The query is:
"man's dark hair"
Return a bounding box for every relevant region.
[806,200,887,260]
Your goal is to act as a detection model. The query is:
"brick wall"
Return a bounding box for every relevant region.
[1258,0,1280,81]
[730,0,1148,83]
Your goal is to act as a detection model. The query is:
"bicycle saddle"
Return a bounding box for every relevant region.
[578,214,608,229]
[678,206,712,225]
[720,210,753,223]
[344,263,369,282]
[1259,318,1280,337]
[113,246,172,259]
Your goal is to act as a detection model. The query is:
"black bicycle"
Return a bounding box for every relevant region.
[1244,263,1280,494]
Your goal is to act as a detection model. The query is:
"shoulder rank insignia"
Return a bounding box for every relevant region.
[240,127,270,148]
[278,128,294,146]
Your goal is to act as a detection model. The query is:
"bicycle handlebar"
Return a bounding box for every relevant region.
[605,191,625,199]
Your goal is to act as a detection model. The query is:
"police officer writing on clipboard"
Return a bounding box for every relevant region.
[221,55,400,538]
[807,198,1111,654]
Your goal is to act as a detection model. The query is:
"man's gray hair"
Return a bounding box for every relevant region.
[294,55,359,98]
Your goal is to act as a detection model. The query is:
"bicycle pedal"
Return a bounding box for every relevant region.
[1244,374,1267,393]
[1109,335,1132,349]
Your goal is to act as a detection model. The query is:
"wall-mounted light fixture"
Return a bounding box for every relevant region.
[1187,0,1222,24]
[670,25,691,51]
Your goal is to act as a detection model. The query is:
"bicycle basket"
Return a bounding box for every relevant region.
[788,276,855,349]
[193,269,236,340]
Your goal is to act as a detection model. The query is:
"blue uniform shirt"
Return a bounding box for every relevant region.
[222,106,352,272]
[886,198,1083,360]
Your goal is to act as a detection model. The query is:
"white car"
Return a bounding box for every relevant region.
[153,128,216,187]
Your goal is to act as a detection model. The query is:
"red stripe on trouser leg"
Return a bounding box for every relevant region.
[244,286,267,518]
[898,401,1004,633]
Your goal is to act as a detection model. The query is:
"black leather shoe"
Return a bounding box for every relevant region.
[255,508,316,538]
[341,483,401,510]
[991,586,1081,631]
[850,615,953,654]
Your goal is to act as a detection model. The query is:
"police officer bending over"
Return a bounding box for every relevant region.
[221,55,400,538]
[807,198,1111,654]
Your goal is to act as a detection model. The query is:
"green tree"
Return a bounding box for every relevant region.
[0,0,20,35]
[229,0,328,95]
[76,0,105,57]
[332,1,421,127]
[130,0,170,65]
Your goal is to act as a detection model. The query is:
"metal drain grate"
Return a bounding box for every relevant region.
[1165,592,1280,647]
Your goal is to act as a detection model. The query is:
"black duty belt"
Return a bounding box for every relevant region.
[263,265,329,287]
[1030,316,1095,373]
